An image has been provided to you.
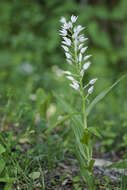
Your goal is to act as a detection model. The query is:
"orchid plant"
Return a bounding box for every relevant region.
[59,15,97,189]
[55,15,126,189]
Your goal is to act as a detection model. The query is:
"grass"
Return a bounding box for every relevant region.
[1,129,127,190]
[0,86,127,190]
[0,64,126,190]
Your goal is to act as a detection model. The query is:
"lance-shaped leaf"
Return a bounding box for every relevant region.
[86,74,126,116]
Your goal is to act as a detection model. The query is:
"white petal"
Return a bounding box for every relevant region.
[74,25,85,35]
[62,71,72,75]
[62,41,68,46]
[63,23,69,29]
[65,52,71,59]
[89,78,98,85]
[74,39,78,51]
[60,29,67,36]
[68,21,73,28]
[66,59,72,65]
[81,46,88,54]
[79,53,82,62]
[78,35,88,42]
[78,43,84,50]
[61,45,69,52]
[70,82,79,90]
[63,37,71,46]
[66,76,74,81]
[79,36,86,42]
[80,69,84,77]
[83,61,91,70]
[72,32,78,39]
[71,15,78,23]
[84,55,92,61]
[60,17,66,24]
[88,86,94,94]
[62,40,71,46]
[63,22,72,29]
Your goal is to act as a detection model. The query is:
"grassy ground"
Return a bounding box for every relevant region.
[0,106,127,190]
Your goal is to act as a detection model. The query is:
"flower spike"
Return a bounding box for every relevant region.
[59,15,97,92]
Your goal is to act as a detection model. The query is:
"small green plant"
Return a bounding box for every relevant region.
[0,142,15,190]
[58,15,126,189]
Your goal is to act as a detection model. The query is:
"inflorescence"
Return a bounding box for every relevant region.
[60,15,97,96]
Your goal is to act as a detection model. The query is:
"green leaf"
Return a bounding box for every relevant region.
[0,158,5,174]
[88,21,111,49]
[36,88,51,117]
[94,6,110,19]
[102,139,114,146]
[88,127,102,139]
[29,172,40,180]
[107,160,127,169]
[4,183,13,190]
[72,176,80,182]
[111,0,127,20]
[80,130,91,146]
[46,112,78,134]
[86,74,126,116]
[53,92,88,161]
[87,159,95,172]
[0,177,15,183]
[36,88,46,104]
[123,134,127,144]
[0,144,6,155]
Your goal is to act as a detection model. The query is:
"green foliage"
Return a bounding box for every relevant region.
[0,0,127,189]
[108,160,127,169]
[86,74,126,116]
[0,142,15,190]
[36,88,52,117]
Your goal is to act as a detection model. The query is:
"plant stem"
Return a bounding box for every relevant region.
[73,39,87,129]
[80,78,87,129]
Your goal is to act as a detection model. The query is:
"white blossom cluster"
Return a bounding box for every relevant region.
[60,15,97,95]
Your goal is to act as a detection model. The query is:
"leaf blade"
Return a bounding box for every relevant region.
[86,74,126,116]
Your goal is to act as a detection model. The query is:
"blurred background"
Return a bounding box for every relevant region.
[0,0,127,155]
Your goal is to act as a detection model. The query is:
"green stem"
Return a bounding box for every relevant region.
[72,38,87,129]
[70,24,94,189]
[80,78,87,129]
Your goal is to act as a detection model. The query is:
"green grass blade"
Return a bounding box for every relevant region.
[86,74,126,116]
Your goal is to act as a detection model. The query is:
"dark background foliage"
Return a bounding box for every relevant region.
[0,0,127,163]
